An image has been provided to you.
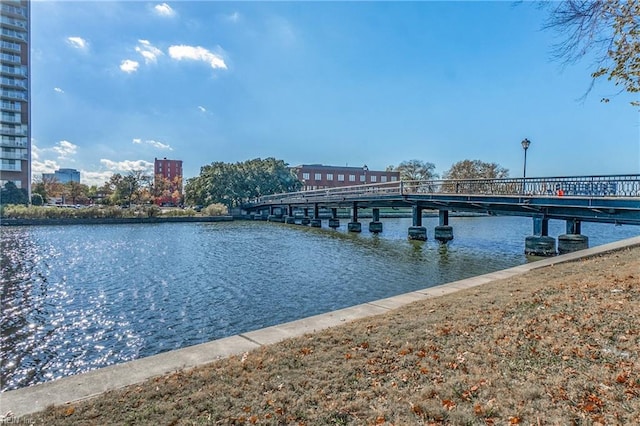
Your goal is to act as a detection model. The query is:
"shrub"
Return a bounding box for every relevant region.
[203,203,228,216]
[31,194,44,206]
[145,205,161,218]
[161,208,197,217]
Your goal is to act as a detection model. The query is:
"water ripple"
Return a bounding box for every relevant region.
[1,219,637,391]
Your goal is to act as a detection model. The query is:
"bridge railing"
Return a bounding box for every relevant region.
[251,174,640,206]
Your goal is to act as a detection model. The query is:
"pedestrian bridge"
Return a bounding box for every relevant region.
[242,174,640,256]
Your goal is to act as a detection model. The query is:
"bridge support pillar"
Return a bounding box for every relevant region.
[301,208,311,225]
[310,204,322,227]
[284,205,296,224]
[348,202,361,232]
[558,219,589,254]
[268,206,285,222]
[434,210,453,242]
[525,216,556,256]
[329,208,340,229]
[409,206,427,240]
[369,208,383,233]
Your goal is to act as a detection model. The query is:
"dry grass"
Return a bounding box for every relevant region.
[27,246,640,425]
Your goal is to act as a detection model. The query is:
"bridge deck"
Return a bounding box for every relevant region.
[243,175,640,225]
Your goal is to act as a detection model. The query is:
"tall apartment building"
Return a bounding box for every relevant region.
[0,1,30,196]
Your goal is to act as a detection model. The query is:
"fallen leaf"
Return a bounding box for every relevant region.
[442,399,456,410]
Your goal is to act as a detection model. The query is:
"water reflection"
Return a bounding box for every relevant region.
[1,218,637,391]
[436,243,450,267]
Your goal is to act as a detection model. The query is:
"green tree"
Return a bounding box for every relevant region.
[104,170,151,206]
[443,159,509,180]
[544,0,639,106]
[32,180,48,203]
[185,158,301,207]
[393,160,438,181]
[0,182,28,205]
[31,193,44,206]
[40,175,64,202]
[153,174,183,205]
[64,181,89,205]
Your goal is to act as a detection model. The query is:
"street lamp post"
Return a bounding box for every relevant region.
[521,138,531,194]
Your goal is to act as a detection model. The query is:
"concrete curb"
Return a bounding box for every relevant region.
[2,235,639,418]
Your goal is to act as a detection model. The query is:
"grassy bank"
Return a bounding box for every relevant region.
[19,245,640,425]
[0,203,228,220]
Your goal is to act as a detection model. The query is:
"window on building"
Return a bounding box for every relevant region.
[391,176,398,182]
[360,175,365,182]
[338,174,344,181]
[381,176,387,183]
[314,173,322,181]
[371,175,377,182]
[326,173,333,181]
[349,175,356,182]
[302,172,310,180]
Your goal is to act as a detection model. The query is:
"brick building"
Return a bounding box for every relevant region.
[293,164,399,191]
[154,157,183,205]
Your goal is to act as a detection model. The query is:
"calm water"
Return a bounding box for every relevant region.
[1,216,638,391]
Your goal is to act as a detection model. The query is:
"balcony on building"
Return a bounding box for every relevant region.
[0,27,27,42]
[0,101,21,112]
[0,65,27,77]
[0,40,21,53]
[0,136,27,148]
[0,147,27,160]
[0,3,27,19]
[1,159,22,172]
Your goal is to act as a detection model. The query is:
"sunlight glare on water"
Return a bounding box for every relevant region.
[1,217,637,391]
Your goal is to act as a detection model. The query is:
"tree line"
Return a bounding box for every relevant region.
[181,157,509,210]
[389,159,508,182]
[0,171,183,207]
[1,158,508,209]
[184,158,302,208]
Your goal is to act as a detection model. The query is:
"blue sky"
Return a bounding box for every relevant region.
[33,1,639,186]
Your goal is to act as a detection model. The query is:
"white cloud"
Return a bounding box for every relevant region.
[81,170,114,187]
[31,142,41,161]
[226,12,240,23]
[52,140,78,160]
[136,39,163,64]
[120,59,139,73]
[32,159,60,176]
[148,140,172,150]
[100,159,154,173]
[154,3,176,17]
[197,106,206,112]
[66,36,88,50]
[31,143,57,175]
[54,87,64,93]
[132,138,173,150]
[168,45,227,70]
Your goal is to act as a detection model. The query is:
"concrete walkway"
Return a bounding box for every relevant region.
[2,235,639,419]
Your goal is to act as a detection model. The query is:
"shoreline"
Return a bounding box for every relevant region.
[0,215,234,226]
[2,235,639,421]
[0,210,486,226]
